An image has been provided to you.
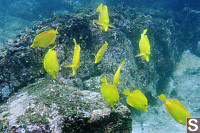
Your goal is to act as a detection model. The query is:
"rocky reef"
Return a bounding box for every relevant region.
[0,77,131,132]
[0,5,200,132]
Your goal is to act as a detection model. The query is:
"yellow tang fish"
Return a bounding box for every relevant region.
[113,60,126,86]
[123,88,148,112]
[100,76,119,107]
[95,4,115,31]
[135,29,151,62]
[95,41,108,64]
[43,45,59,79]
[64,38,81,76]
[158,94,190,125]
[30,26,59,48]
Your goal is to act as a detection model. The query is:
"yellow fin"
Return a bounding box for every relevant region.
[73,38,77,46]
[108,24,116,28]
[50,45,56,50]
[135,53,144,57]
[96,3,103,12]
[100,76,107,83]
[158,94,167,103]
[64,64,72,68]
[141,29,148,37]
[123,88,131,95]
[94,20,102,26]
[55,25,59,34]
[121,60,126,66]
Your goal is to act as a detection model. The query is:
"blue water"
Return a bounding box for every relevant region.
[0,0,199,46]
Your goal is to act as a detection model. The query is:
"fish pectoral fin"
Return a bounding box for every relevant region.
[135,53,144,57]
[94,20,102,26]
[64,64,72,68]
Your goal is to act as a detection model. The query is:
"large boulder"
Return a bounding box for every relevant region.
[0,77,131,132]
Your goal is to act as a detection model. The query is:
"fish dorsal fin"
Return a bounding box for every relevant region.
[133,90,143,95]
[141,29,148,37]
[55,25,59,34]
[100,76,107,83]
[158,94,168,103]
[171,99,187,110]
[73,38,78,46]
[123,88,131,95]
[105,41,108,46]
[96,3,103,12]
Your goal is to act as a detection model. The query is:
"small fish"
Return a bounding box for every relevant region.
[135,29,151,62]
[94,4,115,31]
[43,45,59,79]
[30,26,59,48]
[113,60,126,86]
[159,94,190,125]
[100,76,119,107]
[123,88,148,112]
[95,41,108,64]
[64,38,81,76]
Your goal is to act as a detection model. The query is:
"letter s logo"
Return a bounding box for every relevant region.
[188,119,198,132]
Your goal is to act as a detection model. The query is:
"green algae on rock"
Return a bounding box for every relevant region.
[0,77,131,132]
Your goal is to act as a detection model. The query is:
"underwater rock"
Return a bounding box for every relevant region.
[0,78,131,132]
[166,50,200,116]
[0,5,198,132]
[0,5,193,106]
[130,50,200,132]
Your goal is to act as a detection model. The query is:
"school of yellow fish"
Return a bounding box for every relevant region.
[30,3,191,126]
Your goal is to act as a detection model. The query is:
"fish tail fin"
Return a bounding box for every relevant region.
[100,76,107,83]
[121,60,126,66]
[141,29,148,37]
[105,41,108,46]
[158,94,167,103]
[96,3,103,12]
[135,53,144,57]
[123,88,131,95]
[73,38,77,46]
